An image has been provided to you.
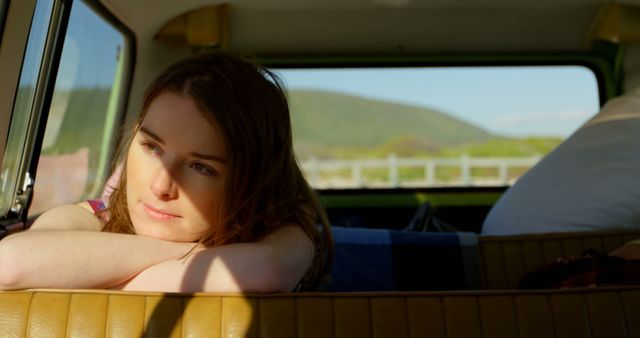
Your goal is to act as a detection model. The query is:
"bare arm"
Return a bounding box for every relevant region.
[29,202,103,231]
[0,204,193,290]
[1,203,315,292]
[116,225,315,293]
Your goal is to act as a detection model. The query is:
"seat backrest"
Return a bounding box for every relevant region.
[1,287,639,337]
[326,226,480,291]
[328,227,640,291]
[479,230,640,289]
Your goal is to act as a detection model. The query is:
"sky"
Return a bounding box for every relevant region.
[21,0,123,90]
[57,0,123,89]
[276,66,601,138]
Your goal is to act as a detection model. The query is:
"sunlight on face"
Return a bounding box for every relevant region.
[126,91,227,242]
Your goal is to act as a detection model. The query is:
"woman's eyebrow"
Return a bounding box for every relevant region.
[141,126,226,164]
[140,127,164,143]
[189,151,227,164]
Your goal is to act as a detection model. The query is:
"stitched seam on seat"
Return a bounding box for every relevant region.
[331,298,337,338]
[580,293,595,338]
[64,293,72,338]
[254,297,259,338]
[106,294,112,337]
[517,242,526,288]
[142,296,147,337]
[499,243,509,290]
[293,297,299,338]
[440,296,448,338]
[480,244,488,288]
[24,292,35,337]
[403,297,410,338]
[475,296,485,338]
[617,291,630,338]
[180,297,185,338]
[547,294,558,338]
[559,239,567,258]
[511,295,521,338]
[367,297,373,338]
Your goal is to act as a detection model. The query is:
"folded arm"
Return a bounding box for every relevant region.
[0,204,315,293]
[115,225,314,293]
[0,204,192,290]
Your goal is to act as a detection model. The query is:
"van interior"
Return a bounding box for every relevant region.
[1,0,640,336]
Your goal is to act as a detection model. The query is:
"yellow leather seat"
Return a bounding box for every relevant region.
[479,230,640,289]
[1,287,639,337]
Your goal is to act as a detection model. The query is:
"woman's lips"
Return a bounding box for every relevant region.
[143,203,180,220]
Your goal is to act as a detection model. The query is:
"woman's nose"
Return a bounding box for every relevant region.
[149,165,178,200]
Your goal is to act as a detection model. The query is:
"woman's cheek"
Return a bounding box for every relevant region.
[189,183,225,228]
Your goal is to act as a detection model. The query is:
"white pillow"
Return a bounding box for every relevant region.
[482,88,640,235]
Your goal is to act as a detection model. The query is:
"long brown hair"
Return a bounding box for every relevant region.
[103,52,333,289]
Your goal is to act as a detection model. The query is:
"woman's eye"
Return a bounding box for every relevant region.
[140,141,162,156]
[191,162,216,176]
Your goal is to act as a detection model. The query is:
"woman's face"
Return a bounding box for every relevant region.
[126,91,227,242]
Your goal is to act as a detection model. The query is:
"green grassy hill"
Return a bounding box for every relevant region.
[288,90,563,159]
[288,90,495,159]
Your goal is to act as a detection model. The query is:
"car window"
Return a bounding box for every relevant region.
[0,0,55,216]
[29,0,130,215]
[276,66,600,189]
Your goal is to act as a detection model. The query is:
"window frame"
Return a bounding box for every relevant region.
[0,0,69,227]
[25,0,136,219]
[0,0,135,233]
[262,52,619,217]
[0,0,37,188]
[78,0,136,199]
[0,0,9,40]
[265,51,616,104]
[265,52,615,192]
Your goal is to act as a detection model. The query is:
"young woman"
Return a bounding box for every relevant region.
[0,53,333,292]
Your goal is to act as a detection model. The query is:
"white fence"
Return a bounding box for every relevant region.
[300,154,542,188]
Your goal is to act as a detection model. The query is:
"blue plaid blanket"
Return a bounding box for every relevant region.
[323,226,481,291]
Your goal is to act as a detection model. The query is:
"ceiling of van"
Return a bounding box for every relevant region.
[101,0,640,55]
